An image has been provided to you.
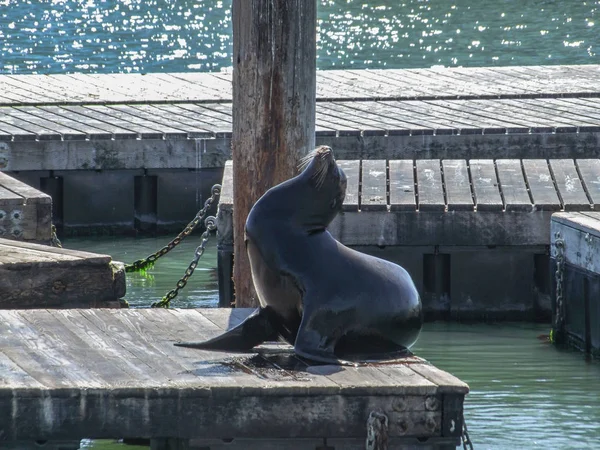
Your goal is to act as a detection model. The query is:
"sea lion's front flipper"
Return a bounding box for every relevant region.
[174,307,279,352]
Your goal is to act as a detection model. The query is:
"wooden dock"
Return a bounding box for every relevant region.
[0,308,468,450]
[1,64,599,233]
[551,212,600,358]
[0,238,125,308]
[0,171,51,242]
[217,157,600,319]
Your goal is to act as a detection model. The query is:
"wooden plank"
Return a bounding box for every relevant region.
[415,160,445,212]
[0,110,63,140]
[0,237,124,308]
[48,309,166,386]
[0,309,105,388]
[337,160,359,211]
[409,363,469,394]
[424,99,529,134]
[0,165,44,204]
[77,105,165,139]
[495,159,532,212]
[441,160,473,211]
[522,159,561,211]
[468,160,503,212]
[104,105,189,139]
[360,160,387,211]
[576,159,600,209]
[9,107,87,140]
[549,159,591,211]
[129,104,214,138]
[165,104,232,135]
[327,102,414,133]
[37,105,138,139]
[389,160,416,211]
[76,309,201,385]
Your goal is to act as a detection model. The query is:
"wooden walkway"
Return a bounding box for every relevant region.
[0,308,468,449]
[0,65,598,142]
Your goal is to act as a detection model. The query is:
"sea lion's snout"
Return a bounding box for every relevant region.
[315,145,332,158]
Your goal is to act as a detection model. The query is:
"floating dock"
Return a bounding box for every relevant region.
[0,308,468,450]
[217,157,600,320]
[551,212,600,357]
[1,64,599,232]
[0,238,125,308]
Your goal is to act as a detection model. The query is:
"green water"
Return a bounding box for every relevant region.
[63,236,600,449]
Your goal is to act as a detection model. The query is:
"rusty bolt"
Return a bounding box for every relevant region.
[392,397,407,412]
[425,396,439,411]
[52,281,67,294]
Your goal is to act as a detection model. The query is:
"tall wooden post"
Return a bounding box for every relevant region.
[231,0,316,307]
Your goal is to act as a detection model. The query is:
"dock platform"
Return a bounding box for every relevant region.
[551,212,600,358]
[0,238,125,308]
[218,157,600,319]
[0,308,468,450]
[1,64,599,232]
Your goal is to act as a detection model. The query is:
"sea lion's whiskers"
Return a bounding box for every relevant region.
[298,149,319,172]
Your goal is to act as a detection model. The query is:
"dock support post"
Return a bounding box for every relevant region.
[231,0,317,306]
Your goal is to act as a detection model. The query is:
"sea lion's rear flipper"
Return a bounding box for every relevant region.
[174,307,279,352]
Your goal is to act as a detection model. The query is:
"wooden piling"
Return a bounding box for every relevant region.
[231,0,317,306]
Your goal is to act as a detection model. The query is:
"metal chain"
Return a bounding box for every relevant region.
[151,215,217,308]
[461,414,474,450]
[365,411,388,450]
[50,224,62,248]
[125,184,221,273]
[552,232,566,343]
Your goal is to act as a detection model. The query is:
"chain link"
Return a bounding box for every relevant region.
[151,215,217,308]
[365,411,388,450]
[125,184,221,273]
[552,232,566,343]
[461,414,474,450]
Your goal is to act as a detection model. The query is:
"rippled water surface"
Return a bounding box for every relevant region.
[1,0,598,74]
[65,236,600,449]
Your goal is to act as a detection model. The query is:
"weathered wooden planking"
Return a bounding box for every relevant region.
[0,308,468,443]
[389,160,417,211]
[2,65,599,106]
[0,172,51,241]
[360,159,387,211]
[337,160,360,211]
[416,160,445,212]
[0,238,125,308]
[495,159,532,212]
[549,159,591,211]
[576,159,600,208]
[522,159,561,211]
[442,160,473,211]
[468,160,503,211]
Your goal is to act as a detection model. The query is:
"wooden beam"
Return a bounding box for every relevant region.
[231,0,316,306]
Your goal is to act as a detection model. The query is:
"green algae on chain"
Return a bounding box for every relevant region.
[124,184,221,274]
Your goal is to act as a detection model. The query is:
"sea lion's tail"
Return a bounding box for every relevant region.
[174,307,279,351]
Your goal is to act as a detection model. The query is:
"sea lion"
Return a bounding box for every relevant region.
[176,146,422,363]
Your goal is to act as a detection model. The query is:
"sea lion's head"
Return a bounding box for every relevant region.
[297,146,347,229]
